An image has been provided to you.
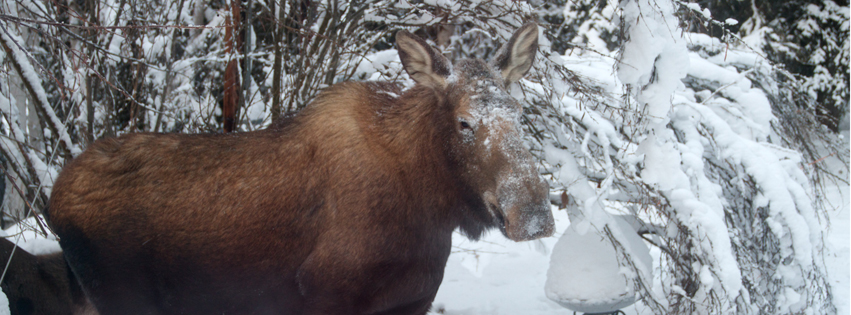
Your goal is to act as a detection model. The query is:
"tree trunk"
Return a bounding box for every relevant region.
[222,0,242,133]
[270,0,285,122]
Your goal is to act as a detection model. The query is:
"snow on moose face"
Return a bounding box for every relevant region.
[395,23,554,241]
[449,59,554,242]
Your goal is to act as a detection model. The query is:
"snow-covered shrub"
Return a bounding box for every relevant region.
[535,0,840,313]
[682,0,849,132]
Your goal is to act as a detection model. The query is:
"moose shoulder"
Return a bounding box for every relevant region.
[46,23,554,315]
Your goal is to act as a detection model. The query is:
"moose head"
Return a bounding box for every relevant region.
[396,24,554,241]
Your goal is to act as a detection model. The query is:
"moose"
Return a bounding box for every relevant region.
[0,238,96,315]
[45,23,554,314]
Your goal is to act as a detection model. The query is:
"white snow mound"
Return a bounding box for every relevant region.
[545,215,652,313]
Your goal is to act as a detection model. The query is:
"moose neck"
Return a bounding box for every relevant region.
[377,87,449,154]
[368,84,467,221]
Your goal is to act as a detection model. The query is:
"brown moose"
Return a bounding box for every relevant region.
[45,23,554,315]
[0,238,96,315]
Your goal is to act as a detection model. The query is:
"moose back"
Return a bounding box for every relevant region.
[46,24,554,315]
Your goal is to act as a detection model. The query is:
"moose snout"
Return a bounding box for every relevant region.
[500,178,555,242]
[504,200,555,241]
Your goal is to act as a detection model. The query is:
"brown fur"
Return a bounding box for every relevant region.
[0,238,96,315]
[47,27,553,315]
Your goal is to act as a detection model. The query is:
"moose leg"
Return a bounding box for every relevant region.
[295,249,443,315]
[297,278,357,315]
[297,274,437,315]
[78,274,160,315]
[59,228,161,315]
[371,292,438,315]
[65,257,161,315]
[295,251,360,315]
[0,239,77,315]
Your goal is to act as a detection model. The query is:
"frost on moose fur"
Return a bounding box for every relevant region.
[450,59,553,240]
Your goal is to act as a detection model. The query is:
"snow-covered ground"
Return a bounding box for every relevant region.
[823,152,851,315]
[432,153,850,314]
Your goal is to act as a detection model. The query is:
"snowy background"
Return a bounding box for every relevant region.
[432,150,848,315]
[0,0,848,313]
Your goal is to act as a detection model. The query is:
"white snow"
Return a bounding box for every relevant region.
[545,214,652,314]
[1,217,61,256]
[0,290,7,315]
[0,21,79,156]
[430,152,848,315]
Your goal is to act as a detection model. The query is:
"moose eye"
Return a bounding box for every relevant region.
[460,120,471,129]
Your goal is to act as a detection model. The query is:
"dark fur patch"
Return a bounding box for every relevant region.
[0,238,91,315]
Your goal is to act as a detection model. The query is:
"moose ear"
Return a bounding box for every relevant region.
[396,30,451,88]
[491,23,539,86]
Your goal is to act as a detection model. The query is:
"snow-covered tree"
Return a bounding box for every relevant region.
[537,0,844,313]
